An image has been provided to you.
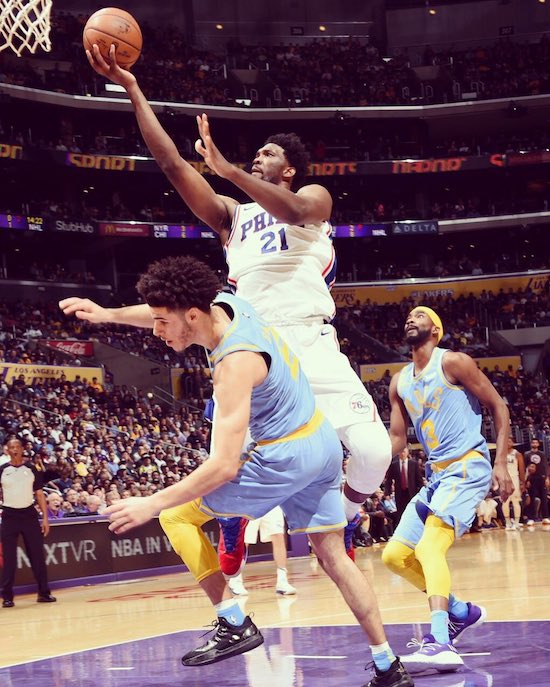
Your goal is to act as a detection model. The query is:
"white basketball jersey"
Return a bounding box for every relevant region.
[506,449,521,487]
[225,201,336,325]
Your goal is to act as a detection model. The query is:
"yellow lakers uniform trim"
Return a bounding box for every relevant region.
[257,408,324,446]
[429,450,484,473]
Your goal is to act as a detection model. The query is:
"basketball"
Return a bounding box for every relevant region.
[83,8,142,69]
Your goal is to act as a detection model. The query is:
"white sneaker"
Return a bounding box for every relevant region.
[526,520,535,526]
[401,634,464,674]
[275,578,296,595]
[542,518,550,525]
[228,575,249,596]
[505,522,514,530]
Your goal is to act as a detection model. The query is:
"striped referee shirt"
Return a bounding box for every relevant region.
[0,462,43,509]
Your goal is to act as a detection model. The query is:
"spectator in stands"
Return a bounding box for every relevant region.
[524,438,550,525]
[363,491,393,543]
[45,492,65,520]
[84,494,103,515]
[385,446,425,525]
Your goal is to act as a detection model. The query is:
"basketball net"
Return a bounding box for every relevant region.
[0,0,52,56]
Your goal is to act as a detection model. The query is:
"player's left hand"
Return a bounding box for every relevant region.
[104,497,157,534]
[195,114,234,178]
[492,463,514,502]
[86,44,137,90]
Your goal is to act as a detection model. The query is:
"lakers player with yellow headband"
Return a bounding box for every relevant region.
[383,306,514,674]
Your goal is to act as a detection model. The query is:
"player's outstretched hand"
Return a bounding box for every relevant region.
[59,297,111,324]
[195,113,234,178]
[86,43,137,90]
[104,497,157,534]
[493,462,514,502]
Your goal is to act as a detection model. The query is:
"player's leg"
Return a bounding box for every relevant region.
[382,495,426,590]
[340,417,392,509]
[398,454,490,673]
[339,418,392,560]
[282,423,412,687]
[193,429,339,667]
[218,516,249,577]
[384,482,485,650]
[512,494,523,528]
[502,494,513,529]
[214,415,252,581]
[160,500,262,666]
[308,528,411,685]
[257,507,296,595]
[226,516,259,596]
[279,322,392,522]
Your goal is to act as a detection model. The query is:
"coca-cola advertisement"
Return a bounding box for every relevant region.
[45,340,94,357]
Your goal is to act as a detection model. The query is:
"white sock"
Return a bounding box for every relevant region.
[342,494,360,521]
[276,567,288,584]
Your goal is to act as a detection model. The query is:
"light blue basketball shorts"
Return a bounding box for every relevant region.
[200,412,347,534]
[391,450,492,548]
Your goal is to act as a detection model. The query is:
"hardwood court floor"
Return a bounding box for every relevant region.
[1,526,549,685]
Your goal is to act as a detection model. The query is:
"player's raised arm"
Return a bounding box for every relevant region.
[86,44,236,237]
[388,372,409,458]
[58,297,153,328]
[443,351,514,500]
[196,114,332,225]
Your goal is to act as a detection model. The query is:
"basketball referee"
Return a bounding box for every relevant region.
[0,437,56,607]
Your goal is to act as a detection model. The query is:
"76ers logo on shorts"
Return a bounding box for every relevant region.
[349,393,372,414]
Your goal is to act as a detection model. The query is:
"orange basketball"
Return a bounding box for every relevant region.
[83,7,142,69]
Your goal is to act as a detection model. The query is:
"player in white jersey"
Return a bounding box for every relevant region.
[503,436,525,530]
[61,46,392,534]
[225,199,336,323]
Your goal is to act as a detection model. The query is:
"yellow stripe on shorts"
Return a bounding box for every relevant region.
[257,408,324,446]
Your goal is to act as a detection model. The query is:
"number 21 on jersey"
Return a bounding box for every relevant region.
[260,228,288,254]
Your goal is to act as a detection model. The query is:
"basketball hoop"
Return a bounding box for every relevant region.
[0,0,52,56]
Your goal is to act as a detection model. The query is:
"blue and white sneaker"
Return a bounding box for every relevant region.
[449,603,487,645]
[400,633,463,674]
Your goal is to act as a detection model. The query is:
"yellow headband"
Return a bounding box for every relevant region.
[410,306,444,343]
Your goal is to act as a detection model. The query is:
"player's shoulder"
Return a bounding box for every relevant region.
[296,183,332,199]
[392,360,413,381]
[441,349,475,369]
[389,368,404,392]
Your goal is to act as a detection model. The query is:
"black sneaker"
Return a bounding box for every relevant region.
[37,594,57,603]
[181,615,264,666]
[363,658,414,687]
[2,600,15,608]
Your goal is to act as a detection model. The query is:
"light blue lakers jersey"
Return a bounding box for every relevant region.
[207,292,316,443]
[397,347,488,464]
